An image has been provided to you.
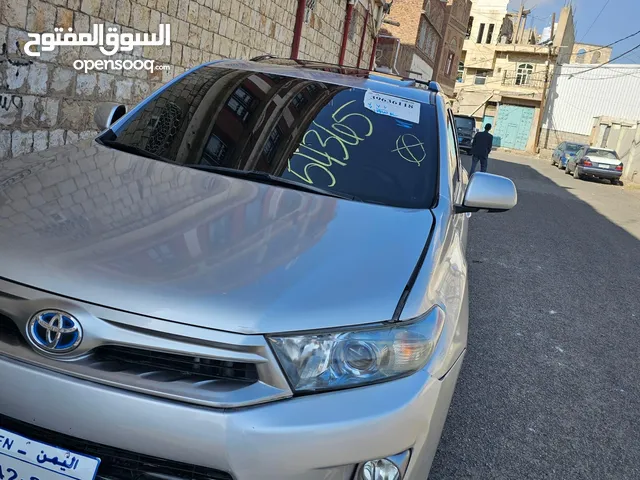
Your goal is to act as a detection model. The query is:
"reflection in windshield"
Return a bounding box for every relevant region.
[110,65,438,208]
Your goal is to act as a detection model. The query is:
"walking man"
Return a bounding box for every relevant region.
[470,123,494,174]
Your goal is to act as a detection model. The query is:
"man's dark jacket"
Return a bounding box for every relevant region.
[471,131,494,157]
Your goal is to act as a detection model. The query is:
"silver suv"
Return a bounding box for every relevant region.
[0,59,516,480]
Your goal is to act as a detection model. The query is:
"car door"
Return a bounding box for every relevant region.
[569,147,583,172]
[557,143,566,164]
[553,143,564,163]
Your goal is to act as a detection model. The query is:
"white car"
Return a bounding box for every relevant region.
[566,147,624,185]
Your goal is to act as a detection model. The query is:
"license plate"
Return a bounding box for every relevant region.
[0,427,100,480]
[599,164,610,169]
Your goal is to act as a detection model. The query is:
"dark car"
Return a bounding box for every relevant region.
[551,141,586,169]
[566,146,624,184]
[453,115,476,154]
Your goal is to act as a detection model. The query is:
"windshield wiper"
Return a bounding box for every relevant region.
[97,138,170,162]
[185,164,360,201]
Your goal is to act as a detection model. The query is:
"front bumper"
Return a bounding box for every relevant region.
[0,351,465,480]
[578,166,622,179]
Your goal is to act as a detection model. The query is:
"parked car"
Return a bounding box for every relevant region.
[454,114,476,154]
[565,146,624,184]
[0,59,517,480]
[551,141,586,169]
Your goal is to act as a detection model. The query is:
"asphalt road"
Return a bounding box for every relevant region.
[429,152,640,479]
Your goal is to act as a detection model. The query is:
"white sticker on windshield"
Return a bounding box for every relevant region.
[363,90,421,124]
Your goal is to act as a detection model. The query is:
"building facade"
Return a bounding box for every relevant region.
[0,0,389,159]
[376,0,447,83]
[590,116,640,185]
[571,42,613,65]
[541,64,640,152]
[433,0,472,96]
[374,0,470,97]
[453,0,577,152]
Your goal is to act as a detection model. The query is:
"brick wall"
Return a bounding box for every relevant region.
[540,128,590,151]
[0,0,379,160]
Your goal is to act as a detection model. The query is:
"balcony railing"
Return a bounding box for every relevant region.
[501,71,546,89]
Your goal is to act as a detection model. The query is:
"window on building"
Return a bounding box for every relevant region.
[576,48,586,64]
[591,51,602,63]
[457,62,465,83]
[202,134,228,165]
[262,127,282,165]
[291,92,308,110]
[227,87,255,122]
[515,63,533,85]
[423,0,431,16]
[486,24,495,44]
[418,18,428,51]
[474,71,487,85]
[477,23,486,43]
[304,0,316,23]
[445,52,455,76]
[466,16,474,39]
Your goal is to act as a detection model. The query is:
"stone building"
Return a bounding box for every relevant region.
[0,0,389,159]
[433,0,472,97]
[454,1,580,152]
[571,42,612,65]
[375,0,470,97]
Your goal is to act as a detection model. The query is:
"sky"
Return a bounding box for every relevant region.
[506,0,640,63]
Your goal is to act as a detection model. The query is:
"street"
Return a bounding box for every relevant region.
[430,151,640,479]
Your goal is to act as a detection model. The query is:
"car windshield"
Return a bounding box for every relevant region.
[454,116,475,130]
[565,143,583,152]
[105,65,439,209]
[587,149,618,159]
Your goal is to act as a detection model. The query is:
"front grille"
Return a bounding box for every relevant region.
[0,314,22,346]
[0,415,233,480]
[93,346,259,382]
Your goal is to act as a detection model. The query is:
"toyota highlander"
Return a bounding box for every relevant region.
[0,59,517,480]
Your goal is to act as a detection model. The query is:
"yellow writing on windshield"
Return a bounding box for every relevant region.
[392,134,426,166]
[287,100,373,187]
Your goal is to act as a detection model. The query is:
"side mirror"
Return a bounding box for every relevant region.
[455,172,517,213]
[94,103,127,131]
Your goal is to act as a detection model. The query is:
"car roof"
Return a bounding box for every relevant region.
[210,59,438,105]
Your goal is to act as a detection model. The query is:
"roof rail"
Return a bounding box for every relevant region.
[413,79,442,92]
[250,55,280,62]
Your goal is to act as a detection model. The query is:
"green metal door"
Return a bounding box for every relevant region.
[493,105,535,150]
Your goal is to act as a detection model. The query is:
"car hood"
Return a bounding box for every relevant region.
[0,142,434,334]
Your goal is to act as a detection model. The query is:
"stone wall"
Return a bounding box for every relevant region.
[540,128,590,151]
[0,0,378,160]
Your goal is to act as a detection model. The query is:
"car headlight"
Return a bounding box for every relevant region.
[268,306,445,393]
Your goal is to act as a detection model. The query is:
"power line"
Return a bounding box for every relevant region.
[570,28,640,59]
[579,0,610,41]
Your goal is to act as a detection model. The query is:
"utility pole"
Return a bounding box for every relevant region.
[514,4,524,44]
[534,12,556,153]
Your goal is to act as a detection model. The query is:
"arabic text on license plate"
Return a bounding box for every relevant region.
[0,427,100,480]
[599,164,610,169]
